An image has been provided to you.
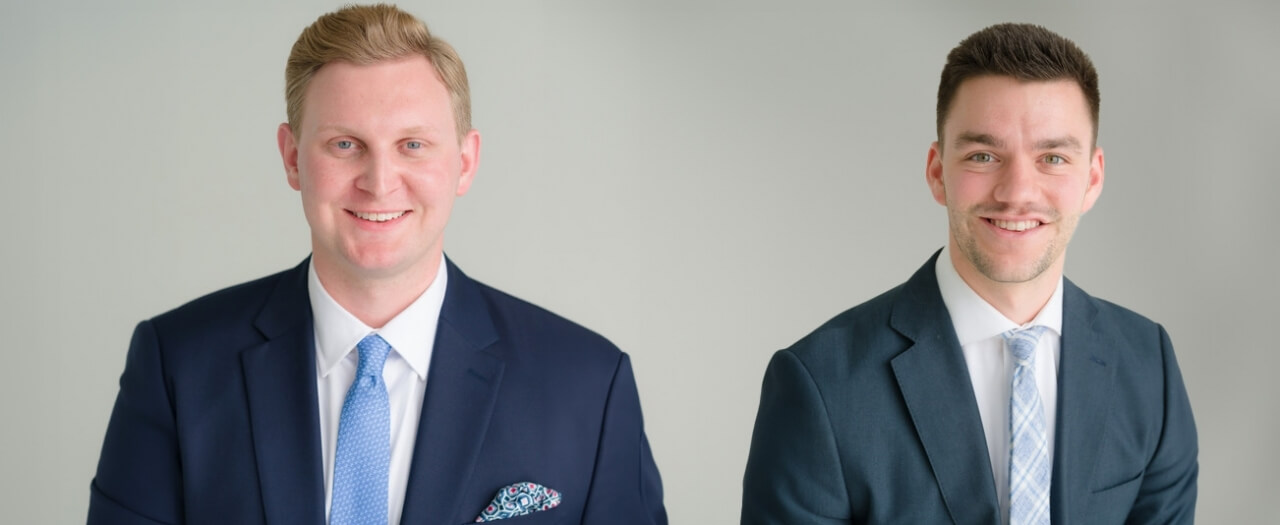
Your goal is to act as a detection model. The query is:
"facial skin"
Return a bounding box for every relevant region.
[277,56,480,327]
[926,75,1104,323]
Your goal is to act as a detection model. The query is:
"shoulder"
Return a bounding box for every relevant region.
[144,263,305,349]
[784,253,943,370]
[1067,279,1170,349]
[785,282,910,369]
[1065,279,1183,397]
[460,273,625,369]
[1094,294,1161,326]
[152,269,289,324]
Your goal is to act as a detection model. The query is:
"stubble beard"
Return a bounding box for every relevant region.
[949,204,1074,285]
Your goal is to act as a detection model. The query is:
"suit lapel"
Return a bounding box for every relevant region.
[400,259,505,525]
[1050,279,1118,524]
[241,260,325,525]
[889,253,1000,525]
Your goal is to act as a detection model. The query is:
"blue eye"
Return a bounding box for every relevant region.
[405,141,423,150]
[335,140,355,149]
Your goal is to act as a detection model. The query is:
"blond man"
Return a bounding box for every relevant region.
[90,5,665,524]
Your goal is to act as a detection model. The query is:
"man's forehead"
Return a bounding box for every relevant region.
[942,77,1094,147]
[308,56,441,89]
[298,58,452,123]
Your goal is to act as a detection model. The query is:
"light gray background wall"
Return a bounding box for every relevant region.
[2,0,1275,522]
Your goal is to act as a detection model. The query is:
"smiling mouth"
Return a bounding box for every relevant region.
[988,218,1041,232]
[351,210,407,222]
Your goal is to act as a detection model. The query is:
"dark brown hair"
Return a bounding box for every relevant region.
[936,23,1100,145]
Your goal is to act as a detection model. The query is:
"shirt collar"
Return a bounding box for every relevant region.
[308,254,449,380]
[935,246,1063,346]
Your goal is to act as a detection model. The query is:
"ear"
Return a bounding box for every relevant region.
[455,129,481,197]
[926,141,947,206]
[1080,145,1105,213]
[277,123,301,191]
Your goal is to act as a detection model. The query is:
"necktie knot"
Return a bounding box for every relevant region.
[1003,325,1048,367]
[356,333,392,378]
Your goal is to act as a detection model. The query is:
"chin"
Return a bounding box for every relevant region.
[981,267,1043,284]
[979,253,1057,284]
[335,249,406,275]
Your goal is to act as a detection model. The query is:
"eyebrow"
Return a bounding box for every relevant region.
[953,132,1085,153]
[954,132,1003,149]
[1034,136,1084,152]
[312,125,358,137]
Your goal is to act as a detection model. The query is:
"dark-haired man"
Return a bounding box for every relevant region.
[742,23,1197,524]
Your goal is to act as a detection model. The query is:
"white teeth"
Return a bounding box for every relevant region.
[353,211,406,222]
[991,219,1040,232]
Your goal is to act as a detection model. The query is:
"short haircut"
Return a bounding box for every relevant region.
[936,23,1100,145]
[284,3,471,140]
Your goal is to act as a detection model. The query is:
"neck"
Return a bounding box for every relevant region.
[947,245,1061,325]
[312,255,441,329]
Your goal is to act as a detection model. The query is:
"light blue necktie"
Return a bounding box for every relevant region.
[1004,326,1051,525]
[330,334,392,525]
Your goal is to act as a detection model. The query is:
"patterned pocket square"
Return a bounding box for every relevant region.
[474,482,562,522]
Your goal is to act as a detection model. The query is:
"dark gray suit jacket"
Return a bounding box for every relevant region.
[742,252,1197,524]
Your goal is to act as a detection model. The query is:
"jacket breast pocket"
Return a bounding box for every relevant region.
[461,508,566,525]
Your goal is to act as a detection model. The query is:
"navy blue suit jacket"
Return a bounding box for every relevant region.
[90,258,665,525]
[742,252,1197,524]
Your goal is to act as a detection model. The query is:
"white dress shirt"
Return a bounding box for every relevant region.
[309,256,448,525]
[935,246,1062,525]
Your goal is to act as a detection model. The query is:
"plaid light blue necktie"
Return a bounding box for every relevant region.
[1004,326,1051,525]
[330,334,392,525]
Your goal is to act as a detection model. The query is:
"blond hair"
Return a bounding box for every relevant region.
[284,4,471,139]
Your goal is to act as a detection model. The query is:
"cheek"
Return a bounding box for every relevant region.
[1052,179,1093,211]
[297,157,348,194]
[943,176,987,208]
[415,160,462,192]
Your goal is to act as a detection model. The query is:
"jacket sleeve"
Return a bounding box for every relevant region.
[580,353,667,525]
[1126,325,1198,524]
[742,350,850,524]
[88,320,184,525]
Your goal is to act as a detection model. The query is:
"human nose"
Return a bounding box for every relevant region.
[354,148,402,196]
[992,156,1038,205]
